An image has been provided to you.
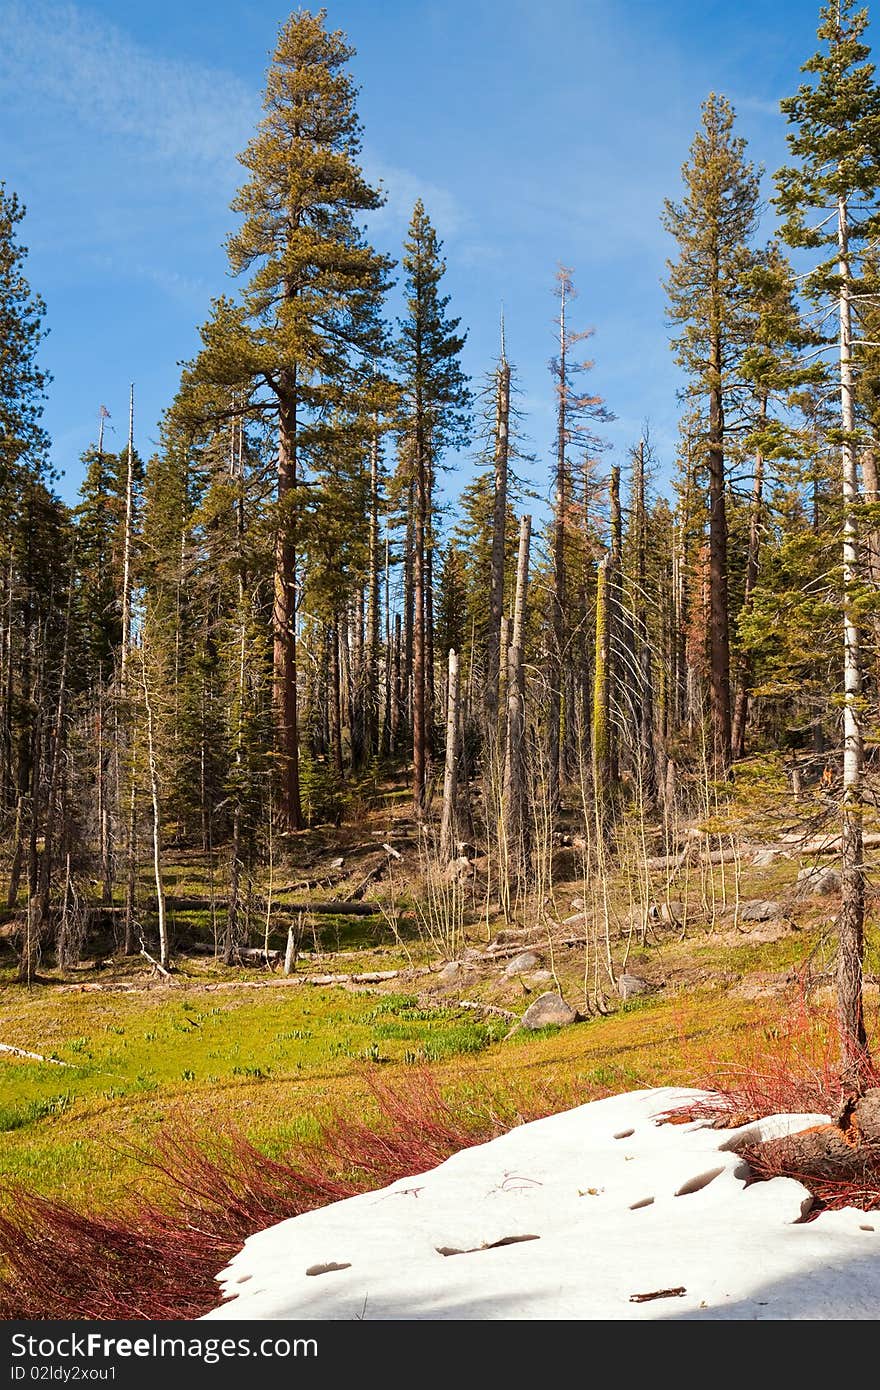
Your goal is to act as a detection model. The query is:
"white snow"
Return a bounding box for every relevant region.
[202,1087,880,1321]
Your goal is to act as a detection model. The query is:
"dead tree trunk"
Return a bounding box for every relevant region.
[836,196,869,1088]
[732,405,767,759]
[141,643,169,971]
[273,376,303,830]
[485,340,511,725]
[439,649,460,862]
[501,514,531,910]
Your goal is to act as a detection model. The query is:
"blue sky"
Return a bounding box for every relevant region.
[0,0,837,517]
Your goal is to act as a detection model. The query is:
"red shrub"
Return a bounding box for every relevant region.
[0,1071,548,1320]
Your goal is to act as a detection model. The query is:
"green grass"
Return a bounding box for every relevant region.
[0,978,509,1202]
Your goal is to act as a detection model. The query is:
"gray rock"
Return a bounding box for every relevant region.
[492,928,528,946]
[525,969,554,984]
[739,900,783,922]
[751,848,781,867]
[461,947,484,963]
[437,960,472,983]
[617,973,651,1000]
[796,865,841,895]
[519,992,578,1030]
[503,950,543,977]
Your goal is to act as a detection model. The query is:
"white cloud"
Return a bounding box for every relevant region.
[0,0,256,185]
[364,155,466,240]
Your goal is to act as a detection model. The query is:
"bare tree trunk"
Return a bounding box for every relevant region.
[365,423,381,758]
[382,533,392,755]
[549,279,567,809]
[330,619,344,781]
[860,446,880,708]
[592,554,611,817]
[273,379,303,830]
[608,464,622,788]
[123,754,137,957]
[140,643,168,970]
[708,333,732,771]
[836,195,868,1087]
[731,403,767,759]
[501,514,531,910]
[439,649,460,862]
[391,611,402,752]
[119,385,135,693]
[413,416,428,810]
[633,440,656,800]
[485,344,511,725]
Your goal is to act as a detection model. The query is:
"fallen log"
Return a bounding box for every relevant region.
[780,831,880,853]
[457,1000,518,1022]
[283,900,382,915]
[0,1042,73,1067]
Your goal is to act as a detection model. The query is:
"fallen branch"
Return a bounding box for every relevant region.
[0,1043,73,1067]
[141,948,173,980]
[457,1000,518,1022]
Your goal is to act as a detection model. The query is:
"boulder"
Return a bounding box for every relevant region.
[519,992,578,1031]
[751,848,782,868]
[739,900,783,922]
[525,969,554,985]
[503,950,543,977]
[659,901,684,925]
[492,928,528,946]
[437,960,473,984]
[796,866,841,896]
[617,973,651,1000]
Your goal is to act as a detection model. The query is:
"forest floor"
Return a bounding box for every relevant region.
[2,753,880,1213]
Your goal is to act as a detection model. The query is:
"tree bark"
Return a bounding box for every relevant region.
[439,649,460,862]
[549,282,567,808]
[485,354,511,725]
[731,401,767,760]
[273,378,303,830]
[592,553,611,816]
[836,194,868,1087]
[708,329,732,770]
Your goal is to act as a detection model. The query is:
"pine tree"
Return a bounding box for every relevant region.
[730,244,824,756]
[663,94,761,771]
[395,199,470,809]
[186,9,392,831]
[0,184,50,508]
[774,0,880,1088]
[546,268,610,805]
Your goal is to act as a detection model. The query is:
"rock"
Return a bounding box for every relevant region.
[796,866,841,896]
[617,973,651,1000]
[525,969,554,984]
[437,960,473,984]
[751,848,781,868]
[504,950,543,977]
[461,947,484,964]
[519,992,578,1031]
[492,928,528,946]
[739,900,783,922]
